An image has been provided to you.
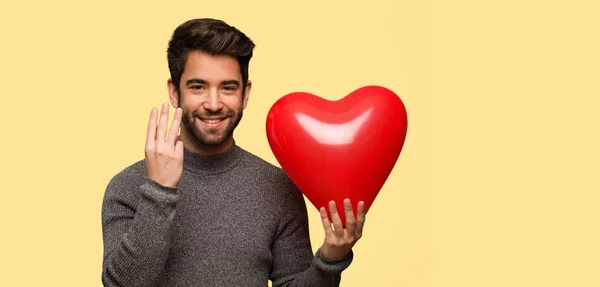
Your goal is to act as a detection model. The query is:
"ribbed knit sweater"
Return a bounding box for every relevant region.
[101,142,353,286]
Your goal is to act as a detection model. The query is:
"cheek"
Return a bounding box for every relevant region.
[222,97,242,111]
[180,96,202,110]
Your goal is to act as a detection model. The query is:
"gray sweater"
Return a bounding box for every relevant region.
[101,142,353,286]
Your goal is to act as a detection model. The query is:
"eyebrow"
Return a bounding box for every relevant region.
[186,78,207,86]
[185,78,240,87]
[221,80,240,87]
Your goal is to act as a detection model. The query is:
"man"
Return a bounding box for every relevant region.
[101,18,366,286]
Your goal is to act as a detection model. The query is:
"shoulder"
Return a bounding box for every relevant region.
[238,147,296,186]
[237,146,306,205]
[104,159,147,198]
[237,146,279,170]
[108,159,146,184]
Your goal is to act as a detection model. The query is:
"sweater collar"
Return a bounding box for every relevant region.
[182,141,242,175]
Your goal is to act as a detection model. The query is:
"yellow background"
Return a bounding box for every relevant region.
[1,0,598,286]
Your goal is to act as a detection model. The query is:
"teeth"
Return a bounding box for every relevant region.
[202,119,222,124]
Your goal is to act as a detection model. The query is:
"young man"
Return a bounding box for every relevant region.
[101,18,366,286]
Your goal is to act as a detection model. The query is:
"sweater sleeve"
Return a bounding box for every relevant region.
[270,179,354,287]
[101,170,179,287]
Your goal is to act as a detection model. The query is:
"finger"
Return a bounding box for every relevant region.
[145,107,158,150]
[344,198,356,236]
[167,107,182,145]
[329,201,343,235]
[356,201,367,238]
[175,139,184,156]
[156,103,170,143]
[319,207,333,236]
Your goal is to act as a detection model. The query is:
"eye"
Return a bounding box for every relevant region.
[190,85,205,90]
[222,86,237,92]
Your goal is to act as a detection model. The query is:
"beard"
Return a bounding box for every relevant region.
[181,107,243,147]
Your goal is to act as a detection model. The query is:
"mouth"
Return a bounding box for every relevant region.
[198,117,227,127]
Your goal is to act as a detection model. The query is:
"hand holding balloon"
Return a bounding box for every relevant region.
[318,198,366,261]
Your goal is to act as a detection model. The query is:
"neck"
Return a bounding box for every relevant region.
[181,137,242,175]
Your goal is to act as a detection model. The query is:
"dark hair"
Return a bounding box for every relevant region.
[167,18,255,97]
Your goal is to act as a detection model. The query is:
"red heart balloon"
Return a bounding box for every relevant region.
[266,85,408,225]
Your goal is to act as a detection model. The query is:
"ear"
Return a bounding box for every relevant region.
[167,78,179,108]
[242,80,251,110]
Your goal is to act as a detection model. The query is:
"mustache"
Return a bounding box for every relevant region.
[191,110,235,118]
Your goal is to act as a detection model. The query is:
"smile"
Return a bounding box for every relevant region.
[198,117,226,127]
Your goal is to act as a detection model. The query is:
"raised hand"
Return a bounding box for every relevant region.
[318,198,366,261]
[145,103,184,188]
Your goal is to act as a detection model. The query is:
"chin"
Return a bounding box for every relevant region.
[201,138,228,146]
[196,131,233,146]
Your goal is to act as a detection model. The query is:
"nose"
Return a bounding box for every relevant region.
[203,88,223,112]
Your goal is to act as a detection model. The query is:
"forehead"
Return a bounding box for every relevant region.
[182,50,241,81]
